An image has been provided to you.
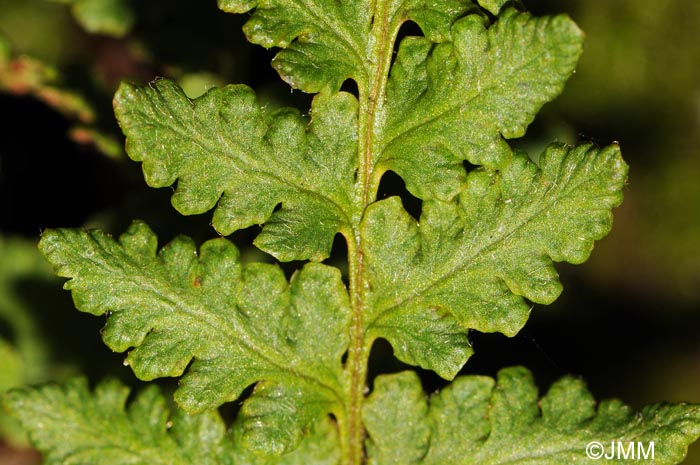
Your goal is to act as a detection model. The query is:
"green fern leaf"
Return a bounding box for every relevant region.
[363,143,627,378]
[216,0,471,93]
[38,222,350,454]
[3,377,340,465]
[364,367,700,465]
[114,80,357,261]
[377,9,584,200]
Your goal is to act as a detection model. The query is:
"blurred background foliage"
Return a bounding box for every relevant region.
[0,0,698,463]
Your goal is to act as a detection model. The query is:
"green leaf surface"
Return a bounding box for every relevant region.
[397,0,476,44]
[38,222,350,454]
[377,8,584,200]
[231,397,341,465]
[218,0,370,93]
[3,378,226,465]
[217,0,471,93]
[114,79,357,261]
[363,371,429,465]
[363,143,627,378]
[476,0,507,15]
[3,377,340,465]
[364,367,700,465]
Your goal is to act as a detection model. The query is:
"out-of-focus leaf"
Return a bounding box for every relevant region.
[50,0,134,37]
[0,236,60,445]
[0,31,124,158]
[0,33,93,123]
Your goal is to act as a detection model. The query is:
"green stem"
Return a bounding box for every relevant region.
[344,237,369,465]
[342,0,398,463]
